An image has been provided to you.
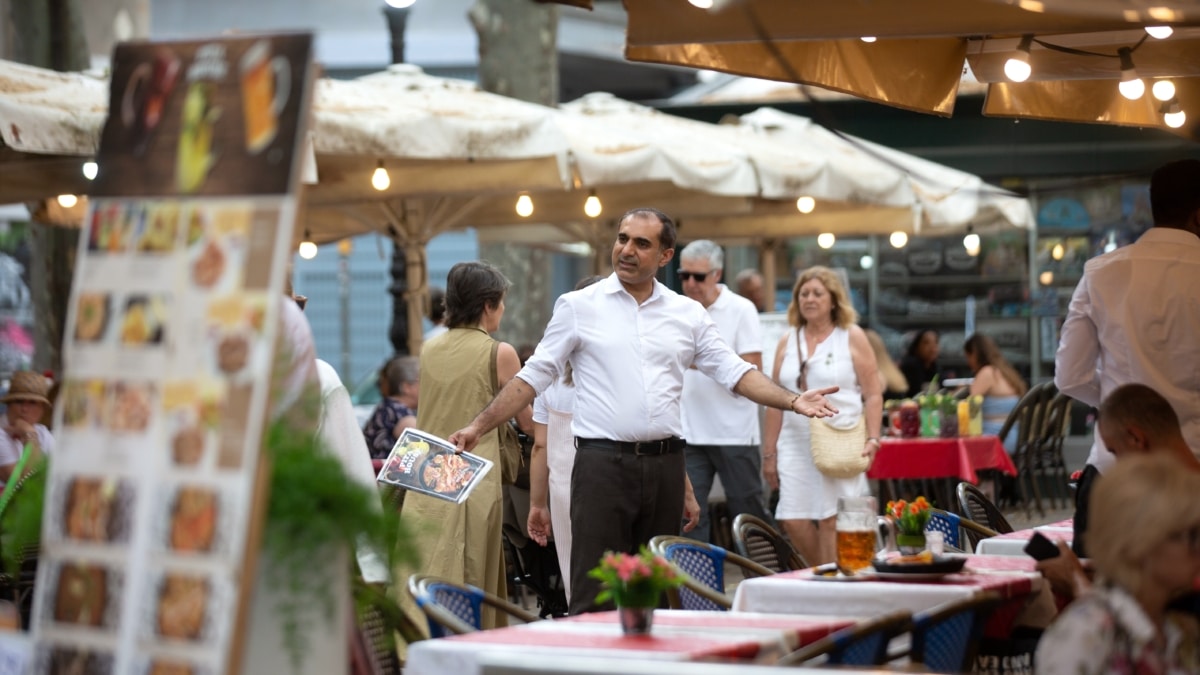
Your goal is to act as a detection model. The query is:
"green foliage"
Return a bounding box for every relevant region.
[588,546,684,608]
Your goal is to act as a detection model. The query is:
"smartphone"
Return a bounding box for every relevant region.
[1024,531,1061,561]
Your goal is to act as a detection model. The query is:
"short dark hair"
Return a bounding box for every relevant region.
[1099,383,1182,445]
[445,261,510,328]
[383,355,419,393]
[428,286,446,323]
[905,329,939,359]
[620,207,677,251]
[1150,159,1200,227]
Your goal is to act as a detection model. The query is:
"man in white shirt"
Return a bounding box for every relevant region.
[1055,158,1200,553]
[677,240,774,544]
[450,207,839,613]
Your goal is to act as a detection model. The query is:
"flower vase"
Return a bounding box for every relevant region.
[618,605,654,635]
[896,532,927,555]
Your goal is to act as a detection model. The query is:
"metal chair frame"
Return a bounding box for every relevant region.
[731,513,809,576]
[956,482,1011,551]
[648,535,773,611]
[407,574,539,638]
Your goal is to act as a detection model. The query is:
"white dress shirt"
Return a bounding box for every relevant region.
[1055,227,1200,471]
[681,284,763,445]
[518,274,754,442]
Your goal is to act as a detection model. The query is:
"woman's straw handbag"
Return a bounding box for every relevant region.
[809,416,869,479]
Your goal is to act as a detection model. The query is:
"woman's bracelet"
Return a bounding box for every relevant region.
[866,437,881,446]
[787,393,801,410]
[762,453,777,460]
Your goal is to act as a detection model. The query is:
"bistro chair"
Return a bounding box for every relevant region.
[649,535,773,611]
[956,482,1013,534]
[777,610,913,667]
[1029,391,1074,509]
[995,382,1056,515]
[731,513,809,575]
[909,592,1005,673]
[926,509,965,552]
[407,575,539,638]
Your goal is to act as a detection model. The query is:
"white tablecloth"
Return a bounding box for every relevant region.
[974,521,1075,557]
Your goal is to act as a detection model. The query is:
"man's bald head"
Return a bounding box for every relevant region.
[1098,383,1186,457]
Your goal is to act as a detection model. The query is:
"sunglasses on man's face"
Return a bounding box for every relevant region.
[677,270,710,282]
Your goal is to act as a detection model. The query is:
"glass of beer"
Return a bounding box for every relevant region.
[836,496,878,575]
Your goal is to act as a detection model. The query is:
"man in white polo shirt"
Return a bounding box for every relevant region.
[450,207,839,614]
[677,240,774,544]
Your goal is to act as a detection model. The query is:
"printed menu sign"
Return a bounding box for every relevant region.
[33,33,313,675]
[376,429,493,505]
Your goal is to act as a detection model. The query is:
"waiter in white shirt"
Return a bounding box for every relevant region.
[450,207,839,614]
[677,239,774,544]
[1055,158,1200,556]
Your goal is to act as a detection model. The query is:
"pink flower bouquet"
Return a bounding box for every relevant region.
[588,546,684,608]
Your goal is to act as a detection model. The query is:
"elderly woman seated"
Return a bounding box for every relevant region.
[1035,455,1200,674]
[0,371,53,484]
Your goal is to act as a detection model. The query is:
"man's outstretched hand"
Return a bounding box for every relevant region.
[791,386,840,418]
[447,425,481,454]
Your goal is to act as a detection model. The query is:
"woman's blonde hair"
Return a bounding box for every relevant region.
[866,329,907,394]
[1088,454,1200,596]
[786,266,858,329]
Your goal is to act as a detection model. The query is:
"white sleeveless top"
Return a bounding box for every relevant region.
[778,326,863,432]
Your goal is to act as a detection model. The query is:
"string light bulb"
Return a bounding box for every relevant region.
[1004,35,1034,83]
[583,190,602,218]
[1118,48,1144,100]
[1163,98,1187,128]
[298,230,318,260]
[796,195,816,214]
[1153,79,1176,102]
[889,231,908,248]
[860,255,874,270]
[817,232,836,249]
[82,161,98,180]
[1145,26,1174,39]
[963,228,981,257]
[1051,242,1065,260]
[371,161,391,191]
[515,193,534,218]
[687,0,714,7]
[57,194,78,208]
[860,36,877,43]
[1039,270,1054,285]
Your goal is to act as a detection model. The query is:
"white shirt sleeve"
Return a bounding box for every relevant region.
[532,394,548,425]
[1055,275,1102,407]
[733,302,763,360]
[517,294,578,394]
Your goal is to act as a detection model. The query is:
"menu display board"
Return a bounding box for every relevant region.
[32,34,314,675]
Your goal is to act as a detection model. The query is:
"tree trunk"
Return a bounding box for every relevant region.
[470,0,558,348]
[3,0,90,375]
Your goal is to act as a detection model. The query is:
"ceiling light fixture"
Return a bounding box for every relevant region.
[860,255,874,270]
[889,231,908,248]
[515,193,534,218]
[1004,35,1034,83]
[1117,48,1145,100]
[1051,242,1065,261]
[963,227,981,257]
[82,161,98,180]
[298,230,318,259]
[1152,79,1176,102]
[583,190,602,218]
[1145,26,1174,39]
[796,195,816,214]
[860,36,877,43]
[687,0,714,7]
[1163,98,1187,128]
[371,160,391,191]
[56,194,78,208]
[817,232,835,249]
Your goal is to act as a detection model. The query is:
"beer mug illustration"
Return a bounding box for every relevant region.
[239,40,291,154]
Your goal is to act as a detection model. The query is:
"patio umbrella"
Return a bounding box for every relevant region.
[622,0,1200,136]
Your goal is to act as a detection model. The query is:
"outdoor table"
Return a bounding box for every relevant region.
[404,610,857,675]
[869,435,1017,508]
[974,519,1074,557]
[731,554,1043,640]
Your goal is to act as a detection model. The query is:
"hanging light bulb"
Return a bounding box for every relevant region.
[1153,79,1176,102]
[371,161,390,191]
[963,228,981,257]
[860,36,877,43]
[1051,242,1065,260]
[82,161,98,180]
[1039,270,1054,285]
[1004,35,1034,83]
[889,231,908,248]
[817,232,836,249]
[796,195,816,214]
[1117,48,1145,100]
[57,194,78,208]
[687,0,714,7]
[1163,98,1187,128]
[298,230,318,260]
[1104,232,1118,253]
[1145,26,1174,39]
[583,190,602,218]
[860,255,874,270]
[515,193,534,218]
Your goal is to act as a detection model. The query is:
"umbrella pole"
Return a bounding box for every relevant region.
[761,238,779,312]
[404,244,427,356]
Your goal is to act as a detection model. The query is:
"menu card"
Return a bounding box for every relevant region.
[376,429,493,505]
[32,33,314,675]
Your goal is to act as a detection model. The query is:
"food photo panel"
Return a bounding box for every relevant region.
[162,378,225,470]
[140,568,231,650]
[41,559,125,633]
[45,475,136,546]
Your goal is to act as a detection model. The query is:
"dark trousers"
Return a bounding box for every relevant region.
[568,441,686,615]
[683,443,775,543]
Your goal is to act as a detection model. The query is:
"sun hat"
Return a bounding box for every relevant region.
[2,371,50,407]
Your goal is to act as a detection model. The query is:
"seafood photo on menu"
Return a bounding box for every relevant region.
[168,487,217,553]
[106,381,155,433]
[156,573,208,641]
[52,563,110,628]
[376,428,492,505]
[64,477,125,543]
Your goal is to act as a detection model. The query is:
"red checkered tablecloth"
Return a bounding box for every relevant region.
[869,436,1017,483]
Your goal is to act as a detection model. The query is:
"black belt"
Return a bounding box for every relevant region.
[574,436,686,456]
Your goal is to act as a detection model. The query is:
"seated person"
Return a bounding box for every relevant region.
[1039,383,1200,599]
[1035,455,1200,674]
[0,371,54,484]
[362,356,419,460]
[898,329,943,398]
[963,333,1027,453]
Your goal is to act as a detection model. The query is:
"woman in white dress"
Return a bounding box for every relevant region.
[762,266,882,566]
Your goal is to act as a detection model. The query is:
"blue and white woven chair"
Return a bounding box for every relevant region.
[407,575,539,638]
[927,508,970,552]
[648,535,773,611]
[909,592,1005,673]
[778,610,914,667]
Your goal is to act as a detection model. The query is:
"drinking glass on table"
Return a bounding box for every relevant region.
[836,496,878,575]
